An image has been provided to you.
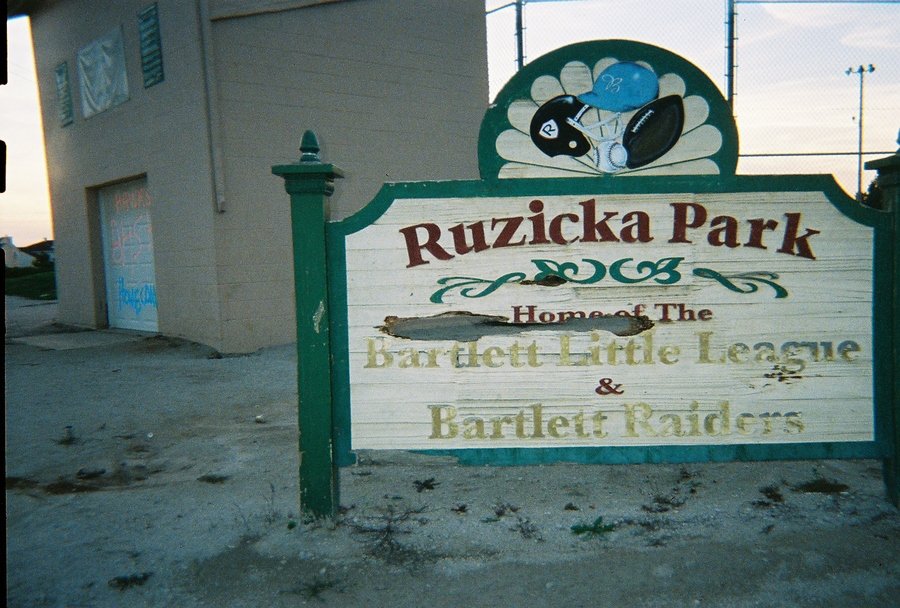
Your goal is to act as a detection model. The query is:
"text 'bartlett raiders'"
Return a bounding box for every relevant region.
[398,199,821,267]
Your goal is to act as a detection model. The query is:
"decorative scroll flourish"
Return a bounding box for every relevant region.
[430,258,681,303]
[532,258,606,284]
[609,257,683,285]
[429,272,528,304]
[429,258,788,303]
[691,269,788,299]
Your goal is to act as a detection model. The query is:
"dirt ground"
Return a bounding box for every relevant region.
[5,295,899,607]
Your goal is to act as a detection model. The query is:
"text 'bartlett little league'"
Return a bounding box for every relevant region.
[365,332,860,373]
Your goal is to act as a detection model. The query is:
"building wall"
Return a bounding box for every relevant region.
[29,0,489,353]
[31,0,224,345]
[2,236,37,268]
[207,0,489,352]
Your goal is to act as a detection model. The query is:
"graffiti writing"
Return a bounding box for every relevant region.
[109,212,152,268]
[114,186,152,213]
[117,277,158,315]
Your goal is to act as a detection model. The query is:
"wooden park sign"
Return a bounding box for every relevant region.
[274,40,898,518]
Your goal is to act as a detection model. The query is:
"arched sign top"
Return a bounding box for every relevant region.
[478,39,739,180]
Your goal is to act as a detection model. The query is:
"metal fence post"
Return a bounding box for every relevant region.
[272,130,344,519]
[866,150,899,506]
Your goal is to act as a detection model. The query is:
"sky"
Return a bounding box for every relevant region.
[1,1,898,246]
[2,16,51,246]
[485,0,899,191]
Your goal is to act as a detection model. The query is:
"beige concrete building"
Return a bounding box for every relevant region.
[11,0,489,351]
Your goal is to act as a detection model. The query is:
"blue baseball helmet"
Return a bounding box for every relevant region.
[578,61,659,112]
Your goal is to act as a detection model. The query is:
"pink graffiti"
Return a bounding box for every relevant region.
[113,186,152,213]
[108,211,152,268]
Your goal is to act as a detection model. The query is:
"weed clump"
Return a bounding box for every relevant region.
[571,516,616,537]
[349,505,430,565]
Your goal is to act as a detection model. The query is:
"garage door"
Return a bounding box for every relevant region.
[98,178,159,332]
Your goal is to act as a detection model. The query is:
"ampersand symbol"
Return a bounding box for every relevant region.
[595,377,624,396]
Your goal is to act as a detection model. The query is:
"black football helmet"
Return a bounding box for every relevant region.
[529,95,592,158]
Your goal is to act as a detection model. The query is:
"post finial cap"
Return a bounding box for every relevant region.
[300,130,321,163]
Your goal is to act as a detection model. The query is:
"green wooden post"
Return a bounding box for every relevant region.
[272,131,344,519]
[866,150,899,506]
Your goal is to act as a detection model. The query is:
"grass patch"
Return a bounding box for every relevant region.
[571,516,616,537]
[4,270,56,300]
[752,484,786,508]
[108,572,153,591]
[283,574,342,602]
[511,517,542,540]
[793,477,849,494]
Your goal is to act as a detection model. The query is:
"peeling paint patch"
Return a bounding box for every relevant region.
[521,275,567,287]
[313,301,325,334]
[764,365,803,383]
[379,311,653,342]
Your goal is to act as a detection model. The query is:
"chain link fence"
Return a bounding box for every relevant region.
[486,0,899,197]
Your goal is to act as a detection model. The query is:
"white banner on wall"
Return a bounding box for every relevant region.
[77,27,130,118]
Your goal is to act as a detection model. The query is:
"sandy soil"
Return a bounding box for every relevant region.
[5,296,899,607]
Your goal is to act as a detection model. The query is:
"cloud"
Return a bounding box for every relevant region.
[841,24,900,50]
[762,5,852,28]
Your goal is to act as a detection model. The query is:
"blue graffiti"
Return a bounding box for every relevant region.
[117,277,158,315]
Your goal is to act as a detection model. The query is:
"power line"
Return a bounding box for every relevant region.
[740,151,895,157]
[736,0,897,3]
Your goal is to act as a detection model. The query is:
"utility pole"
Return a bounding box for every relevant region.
[846,64,876,202]
[725,0,736,112]
[486,1,526,71]
[515,0,525,71]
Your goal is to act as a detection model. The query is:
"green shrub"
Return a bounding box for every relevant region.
[571,516,616,537]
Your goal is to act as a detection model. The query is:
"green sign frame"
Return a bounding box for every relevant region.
[275,41,898,519]
[326,173,894,468]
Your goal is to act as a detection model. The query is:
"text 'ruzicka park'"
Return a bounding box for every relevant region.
[398,199,821,268]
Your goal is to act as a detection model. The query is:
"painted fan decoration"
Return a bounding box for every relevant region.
[499,58,723,178]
